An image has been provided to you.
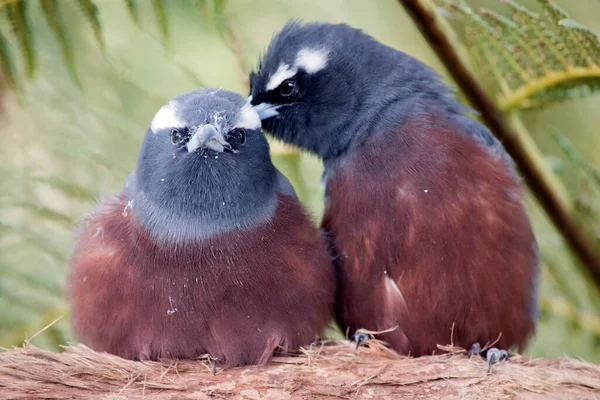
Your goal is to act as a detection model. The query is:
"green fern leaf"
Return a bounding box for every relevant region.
[552,131,600,245]
[40,0,82,88]
[74,0,104,49]
[554,130,600,195]
[5,0,34,78]
[0,28,18,88]
[435,0,600,111]
[151,0,169,44]
[124,0,140,26]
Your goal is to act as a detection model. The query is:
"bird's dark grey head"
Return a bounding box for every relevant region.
[249,21,482,161]
[130,88,279,243]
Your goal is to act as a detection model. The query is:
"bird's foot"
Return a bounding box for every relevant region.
[467,342,481,358]
[486,348,509,373]
[351,331,372,351]
[206,356,218,375]
[468,342,509,373]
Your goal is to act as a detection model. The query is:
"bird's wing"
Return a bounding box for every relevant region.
[274,168,298,199]
[121,170,137,196]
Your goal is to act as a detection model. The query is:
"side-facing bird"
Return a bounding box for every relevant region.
[68,88,335,367]
[249,22,539,363]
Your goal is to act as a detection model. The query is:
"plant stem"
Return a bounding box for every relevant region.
[399,0,600,291]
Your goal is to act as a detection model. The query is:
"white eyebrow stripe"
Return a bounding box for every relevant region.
[295,48,328,73]
[235,102,261,130]
[151,103,185,133]
[266,63,298,91]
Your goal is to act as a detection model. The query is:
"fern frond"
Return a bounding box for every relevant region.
[74,0,104,49]
[151,0,169,44]
[436,0,600,111]
[5,0,34,78]
[40,0,82,88]
[124,0,140,26]
[553,131,600,243]
[0,28,17,88]
[554,131,600,189]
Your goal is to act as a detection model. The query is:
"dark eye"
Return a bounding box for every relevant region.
[227,128,247,150]
[279,80,298,97]
[171,128,184,144]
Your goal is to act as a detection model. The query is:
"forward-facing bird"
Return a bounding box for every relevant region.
[68,88,335,367]
[249,22,539,363]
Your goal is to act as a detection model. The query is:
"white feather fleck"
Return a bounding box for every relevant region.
[295,48,329,73]
[167,296,178,315]
[122,199,134,217]
[266,63,298,91]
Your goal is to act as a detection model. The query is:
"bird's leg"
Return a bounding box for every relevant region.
[486,348,510,373]
[468,342,510,372]
[351,332,371,351]
[206,355,218,375]
[467,342,481,358]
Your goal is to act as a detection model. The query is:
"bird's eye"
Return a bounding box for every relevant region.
[279,80,298,97]
[227,128,247,150]
[171,128,184,144]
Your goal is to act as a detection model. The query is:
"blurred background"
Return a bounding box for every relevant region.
[1,0,599,361]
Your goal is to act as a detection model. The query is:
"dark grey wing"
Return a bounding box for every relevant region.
[275,168,298,199]
[121,171,137,195]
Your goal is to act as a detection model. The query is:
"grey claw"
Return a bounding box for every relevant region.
[468,342,481,358]
[352,332,371,350]
[486,348,509,372]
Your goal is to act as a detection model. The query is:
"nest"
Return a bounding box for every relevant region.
[1,340,599,399]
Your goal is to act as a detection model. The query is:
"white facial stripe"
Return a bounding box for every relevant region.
[151,103,185,133]
[266,63,298,91]
[295,48,328,74]
[236,102,261,130]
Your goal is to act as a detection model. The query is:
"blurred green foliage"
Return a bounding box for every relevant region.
[0,0,600,362]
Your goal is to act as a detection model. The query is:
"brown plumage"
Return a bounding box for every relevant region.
[323,114,537,356]
[68,191,335,367]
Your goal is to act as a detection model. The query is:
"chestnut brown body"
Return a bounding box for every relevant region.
[324,115,537,356]
[68,193,335,367]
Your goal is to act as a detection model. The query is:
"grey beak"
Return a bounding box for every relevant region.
[252,102,283,120]
[187,124,232,153]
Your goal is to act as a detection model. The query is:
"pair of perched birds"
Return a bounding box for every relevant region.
[68,22,539,368]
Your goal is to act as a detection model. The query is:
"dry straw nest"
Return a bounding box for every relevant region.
[1,339,600,399]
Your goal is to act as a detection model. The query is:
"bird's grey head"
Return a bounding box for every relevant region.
[132,88,278,243]
[249,21,465,161]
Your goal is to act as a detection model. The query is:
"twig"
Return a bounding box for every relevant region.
[25,316,63,344]
[398,0,600,291]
